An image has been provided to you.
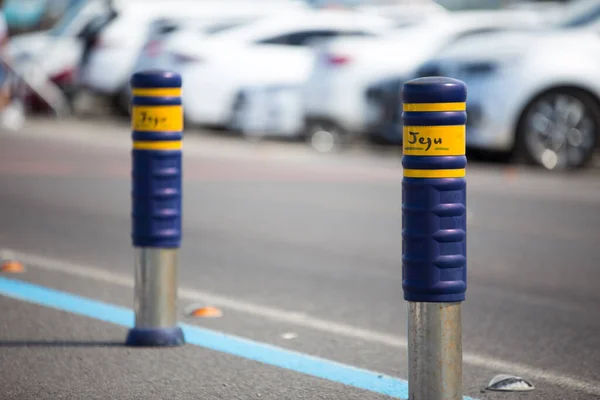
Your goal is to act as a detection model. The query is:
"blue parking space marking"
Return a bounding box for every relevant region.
[0,276,477,400]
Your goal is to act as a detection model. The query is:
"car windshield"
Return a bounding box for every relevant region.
[48,0,91,36]
[201,19,259,35]
[554,0,600,29]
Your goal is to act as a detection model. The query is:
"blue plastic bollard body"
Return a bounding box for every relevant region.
[130,71,183,248]
[401,77,467,303]
[127,70,185,347]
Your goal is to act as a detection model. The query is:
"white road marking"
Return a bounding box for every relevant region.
[4,249,600,396]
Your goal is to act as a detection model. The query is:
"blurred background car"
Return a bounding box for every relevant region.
[220,1,450,143]
[78,0,313,115]
[413,0,600,170]
[301,8,548,152]
[110,16,271,115]
[144,8,395,129]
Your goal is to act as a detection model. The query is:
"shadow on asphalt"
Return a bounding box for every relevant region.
[0,340,125,347]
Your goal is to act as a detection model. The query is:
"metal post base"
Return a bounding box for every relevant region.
[126,248,185,347]
[126,326,184,347]
[408,302,462,400]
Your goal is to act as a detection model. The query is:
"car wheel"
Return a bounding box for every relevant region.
[112,86,131,117]
[368,133,392,146]
[305,121,348,153]
[517,89,598,170]
[228,91,247,134]
[228,91,265,142]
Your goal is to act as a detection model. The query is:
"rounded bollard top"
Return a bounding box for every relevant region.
[130,70,182,89]
[402,77,466,104]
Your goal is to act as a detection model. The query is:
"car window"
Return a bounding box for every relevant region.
[453,27,505,40]
[256,30,335,46]
[49,0,87,36]
[156,22,180,36]
[202,19,258,35]
[343,30,379,37]
[559,4,600,28]
[76,11,116,39]
[394,21,421,29]
[257,29,375,46]
[49,0,109,37]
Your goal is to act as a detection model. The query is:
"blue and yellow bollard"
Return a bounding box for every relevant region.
[125,70,185,347]
[401,77,467,399]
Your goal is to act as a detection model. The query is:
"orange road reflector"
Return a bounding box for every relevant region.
[1,260,24,273]
[186,305,222,318]
[503,167,519,180]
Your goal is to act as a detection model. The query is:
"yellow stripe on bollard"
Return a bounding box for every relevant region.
[402,125,465,156]
[403,168,466,178]
[132,88,182,97]
[133,141,182,150]
[131,105,183,132]
[403,102,466,112]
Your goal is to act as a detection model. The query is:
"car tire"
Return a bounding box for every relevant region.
[228,91,246,135]
[112,86,131,117]
[516,88,598,171]
[368,134,392,146]
[305,121,349,153]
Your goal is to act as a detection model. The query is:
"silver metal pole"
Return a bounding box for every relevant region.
[133,248,179,328]
[408,302,462,400]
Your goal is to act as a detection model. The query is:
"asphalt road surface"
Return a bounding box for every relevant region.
[0,117,599,400]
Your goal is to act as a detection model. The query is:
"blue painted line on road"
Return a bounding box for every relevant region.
[0,277,477,400]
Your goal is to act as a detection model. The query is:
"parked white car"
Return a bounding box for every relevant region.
[416,2,600,170]
[78,0,311,114]
[302,9,548,151]
[146,9,396,127]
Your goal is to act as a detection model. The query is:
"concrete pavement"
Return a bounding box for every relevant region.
[0,117,599,399]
